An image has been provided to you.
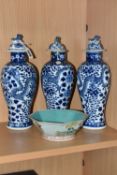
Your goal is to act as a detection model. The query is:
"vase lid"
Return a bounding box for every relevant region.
[49,36,67,53]
[8,34,33,58]
[86,35,104,53]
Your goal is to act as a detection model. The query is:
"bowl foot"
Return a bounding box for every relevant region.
[42,135,75,141]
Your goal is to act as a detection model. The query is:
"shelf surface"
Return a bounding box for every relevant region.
[0,123,117,164]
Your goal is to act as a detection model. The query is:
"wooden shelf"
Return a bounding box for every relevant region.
[0,123,117,164]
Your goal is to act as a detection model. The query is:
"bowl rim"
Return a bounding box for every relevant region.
[29,109,88,125]
[31,119,85,126]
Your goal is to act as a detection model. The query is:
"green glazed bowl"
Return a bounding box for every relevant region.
[30,109,87,141]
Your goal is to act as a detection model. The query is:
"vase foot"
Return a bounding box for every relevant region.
[7,125,32,130]
[83,125,106,130]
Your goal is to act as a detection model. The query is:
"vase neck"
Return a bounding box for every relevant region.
[11,52,28,63]
[86,52,103,63]
[51,52,67,62]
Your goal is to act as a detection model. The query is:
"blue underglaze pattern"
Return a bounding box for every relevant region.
[41,37,75,109]
[77,36,111,129]
[1,35,38,129]
[41,60,75,109]
[51,52,67,62]
[1,53,37,129]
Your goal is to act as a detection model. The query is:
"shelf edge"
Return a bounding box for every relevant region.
[0,140,117,164]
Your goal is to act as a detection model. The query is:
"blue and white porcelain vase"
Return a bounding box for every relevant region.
[1,34,38,130]
[77,36,111,129]
[41,37,76,109]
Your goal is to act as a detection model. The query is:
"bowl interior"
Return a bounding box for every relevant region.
[30,109,87,123]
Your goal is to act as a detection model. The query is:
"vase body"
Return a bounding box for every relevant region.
[41,52,76,109]
[77,52,111,129]
[1,52,38,129]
